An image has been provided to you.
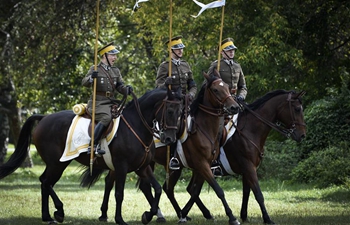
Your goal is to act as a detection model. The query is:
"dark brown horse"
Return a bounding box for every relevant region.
[88,71,242,225]
[141,89,307,224]
[0,87,183,225]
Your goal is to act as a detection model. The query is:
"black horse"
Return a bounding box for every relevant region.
[0,87,182,225]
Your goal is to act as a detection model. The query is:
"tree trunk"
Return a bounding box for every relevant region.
[0,30,33,168]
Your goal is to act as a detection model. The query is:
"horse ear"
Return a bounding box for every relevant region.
[213,69,221,78]
[167,87,174,100]
[297,90,306,98]
[203,71,210,80]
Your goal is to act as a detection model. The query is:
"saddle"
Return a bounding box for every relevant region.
[73,103,117,138]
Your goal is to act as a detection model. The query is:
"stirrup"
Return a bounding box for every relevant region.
[169,157,180,170]
[87,144,105,156]
[211,166,223,177]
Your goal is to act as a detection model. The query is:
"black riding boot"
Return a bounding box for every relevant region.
[87,122,107,156]
[211,160,223,177]
[169,142,180,170]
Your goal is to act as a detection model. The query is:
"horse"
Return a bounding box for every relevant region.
[0,87,183,225]
[140,89,307,224]
[88,71,243,225]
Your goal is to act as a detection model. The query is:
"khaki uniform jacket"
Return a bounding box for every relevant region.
[208,59,247,99]
[155,60,197,97]
[82,62,126,125]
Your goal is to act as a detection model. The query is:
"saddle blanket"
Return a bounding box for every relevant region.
[154,114,239,169]
[59,115,120,170]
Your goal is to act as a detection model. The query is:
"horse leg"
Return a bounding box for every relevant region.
[186,174,213,220]
[99,170,115,222]
[136,166,162,224]
[113,166,129,225]
[242,171,275,224]
[179,172,205,222]
[39,163,69,223]
[191,169,240,225]
[162,169,183,219]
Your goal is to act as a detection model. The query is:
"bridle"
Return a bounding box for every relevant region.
[120,91,181,170]
[154,96,182,136]
[233,91,306,159]
[240,92,306,138]
[198,78,233,117]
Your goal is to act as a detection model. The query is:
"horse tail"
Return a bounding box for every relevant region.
[79,166,106,189]
[0,114,45,179]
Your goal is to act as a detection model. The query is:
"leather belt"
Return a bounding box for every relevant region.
[96,91,112,97]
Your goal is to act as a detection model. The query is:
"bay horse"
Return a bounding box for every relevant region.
[0,87,183,225]
[140,89,306,224]
[88,71,242,225]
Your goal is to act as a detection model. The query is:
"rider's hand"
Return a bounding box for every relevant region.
[237,95,244,102]
[164,77,173,85]
[126,85,133,95]
[91,71,98,78]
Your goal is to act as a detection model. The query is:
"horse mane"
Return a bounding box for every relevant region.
[124,88,166,109]
[247,89,296,110]
[190,75,218,116]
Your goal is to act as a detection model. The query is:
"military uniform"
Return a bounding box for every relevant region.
[155,59,197,97]
[208,59,247,99]
[82,62,126,126]
[156,35,197,170]
[82,42,131,156]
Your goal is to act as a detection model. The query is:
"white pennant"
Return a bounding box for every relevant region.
[132,0,149,13]
[191,0,226,18]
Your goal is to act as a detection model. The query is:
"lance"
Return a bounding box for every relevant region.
[90,0,100,175]
[166,0,173,190]
[216,5,225,71]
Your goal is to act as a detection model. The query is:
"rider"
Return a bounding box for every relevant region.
[82,42,133,156]
[207,37,248,176]
[155,35,197,170]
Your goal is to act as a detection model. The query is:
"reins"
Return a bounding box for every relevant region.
[193,78,233,162]
[239,92,305,138]
[233,92,306,158]
[120,90,180,170]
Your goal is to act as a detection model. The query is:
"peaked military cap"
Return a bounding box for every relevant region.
[165,35,186,49]
[98,42,120,56]
[220,38,237,51]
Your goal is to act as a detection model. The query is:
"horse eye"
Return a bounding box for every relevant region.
[295,106,301,112]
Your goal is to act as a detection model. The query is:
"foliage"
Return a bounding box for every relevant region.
[257,139,302,180]
[291,142,350,187]
[299,74,350,157]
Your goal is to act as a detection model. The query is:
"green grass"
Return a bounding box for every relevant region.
[0,151,349,225]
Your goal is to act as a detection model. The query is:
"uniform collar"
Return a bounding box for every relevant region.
[223,58,234,66]
[171,58,181,66]
[100,62,110,70]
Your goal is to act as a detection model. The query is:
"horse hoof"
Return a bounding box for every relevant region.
[141,211,152,224]
[99,216,108,222]
[53,211,64,223]
[46,221,57,224]
[229,219,241,225]
[156,217,166,223]
[205,214,215,220]
[178,217,187,223]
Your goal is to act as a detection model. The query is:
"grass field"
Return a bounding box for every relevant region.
[0,150,349,225]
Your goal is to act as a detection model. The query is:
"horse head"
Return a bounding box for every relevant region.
[203,69,240,115]
[277,90,307,142]
[156,86,182,145]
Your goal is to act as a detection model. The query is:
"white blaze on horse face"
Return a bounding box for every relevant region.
[219,81,224,86]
